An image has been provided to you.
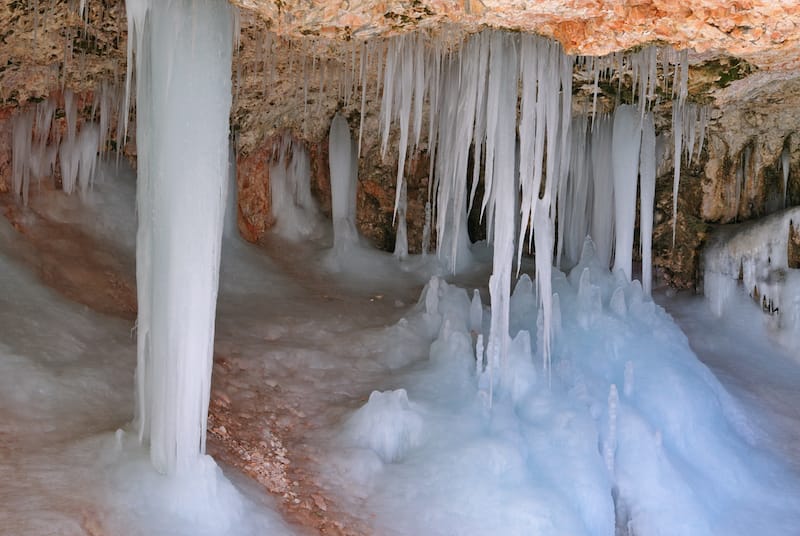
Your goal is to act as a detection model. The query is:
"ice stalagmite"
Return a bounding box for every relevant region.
[639,113,657,295]
[127,0,233,475]
[611,104,642,281]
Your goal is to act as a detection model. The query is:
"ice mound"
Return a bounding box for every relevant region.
[341,389,424,463]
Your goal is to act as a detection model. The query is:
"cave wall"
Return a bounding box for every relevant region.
[2,0,800,289]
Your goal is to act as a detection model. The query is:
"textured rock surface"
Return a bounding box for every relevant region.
[232,0,800,71]
[0,1,125,104]
[702,76,800,223]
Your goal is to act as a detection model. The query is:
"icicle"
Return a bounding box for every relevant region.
[696,105,708,164]
[671,49,689,245]
[485,32,518,401]
[392,37,414,222]
[639,113,657,295]
[685,104,698,164]
[375,40,385,104]
[590,114,615,268]
[394,180,408,259]
[421,201,431,255]
[357,42,367,159]
[11,111,33,204]
[59,122,100,196]
[516,34,541,264]
[348,41,357,107]
[127,0,234,475]
[591,57,600,124]
[782,143,791,208]
[412,33,426,149]
[555,52,574,269]
[561,115,593,268]
[468,33,489,213]
[270,135,320,241]
[379,37,397,160]
[302,56,308,135]
[611,104,642,281]
[329,114,358,248]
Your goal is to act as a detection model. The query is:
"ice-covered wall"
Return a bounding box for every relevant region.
[704,206,800,346]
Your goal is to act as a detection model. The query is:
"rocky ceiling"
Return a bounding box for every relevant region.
[233,0,800,71]
[1,0,799,289]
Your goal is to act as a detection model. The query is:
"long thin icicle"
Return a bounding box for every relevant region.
[640,113,656,295]
[671,49,689,245]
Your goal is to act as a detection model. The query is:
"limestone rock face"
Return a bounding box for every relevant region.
[232,0,800,71]
[702,76,800,223]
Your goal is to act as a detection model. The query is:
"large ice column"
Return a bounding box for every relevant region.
[128,0,233,475]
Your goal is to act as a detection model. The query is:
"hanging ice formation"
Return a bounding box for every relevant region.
[10,83,122,204]
[671,50,689,245]
[377,32,697,397]
[704,207,800,347]
[126,0,234,475]
[639,113,657,295]
[329,113,359,249]
[269,134,322,241]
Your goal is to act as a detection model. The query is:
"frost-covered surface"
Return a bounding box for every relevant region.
[704,206,800,348]
[322,239,800,536]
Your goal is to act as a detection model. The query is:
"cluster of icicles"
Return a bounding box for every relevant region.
[373,31,709,395]
[10,83,123,204]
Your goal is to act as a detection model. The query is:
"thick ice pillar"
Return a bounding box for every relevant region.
[128,0,233,474]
